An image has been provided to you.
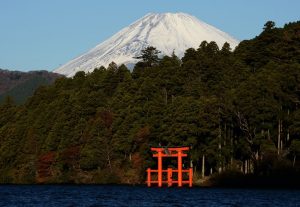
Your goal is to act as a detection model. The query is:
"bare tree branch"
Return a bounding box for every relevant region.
[236,111,254,144]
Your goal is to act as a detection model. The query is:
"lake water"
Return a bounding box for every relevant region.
[0,185,299,206]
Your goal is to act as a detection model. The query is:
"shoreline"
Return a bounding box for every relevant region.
[0,182,300,189]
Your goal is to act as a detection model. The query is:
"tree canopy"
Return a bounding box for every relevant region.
[134,46,161,67]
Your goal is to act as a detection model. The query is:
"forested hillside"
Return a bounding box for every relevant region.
[0,21,300,185]
[0,70,61,104]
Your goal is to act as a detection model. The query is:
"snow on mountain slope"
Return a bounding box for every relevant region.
[54,13,239,77]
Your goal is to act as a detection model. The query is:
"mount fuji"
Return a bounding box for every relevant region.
[54,13,239,77]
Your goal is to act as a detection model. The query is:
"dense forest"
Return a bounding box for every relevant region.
[0,21,300,185]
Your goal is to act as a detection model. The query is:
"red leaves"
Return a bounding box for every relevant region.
[99,110,113,128]
[37,151,56,182]
[60,146,80,169]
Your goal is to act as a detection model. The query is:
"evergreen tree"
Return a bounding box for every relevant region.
[134,46,161,67]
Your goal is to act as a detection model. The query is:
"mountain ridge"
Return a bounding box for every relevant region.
[0,69,62,104]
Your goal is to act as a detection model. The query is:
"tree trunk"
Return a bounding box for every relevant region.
[202,154,205,178]
[293,155,296,168]
[107,153,112,173]
[278,119,281,155]
[248,159,251,173]
[218,107,222,173]
[224,123,227,146]
[287,109,290,142]
[280,120,283,151]
[230,126,233,167]
[255,151,259,162]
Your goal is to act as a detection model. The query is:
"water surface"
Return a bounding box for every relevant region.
[0,185,299,206]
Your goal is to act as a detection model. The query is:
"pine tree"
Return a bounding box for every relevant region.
[134,46,161,67]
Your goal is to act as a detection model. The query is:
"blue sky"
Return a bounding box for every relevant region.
[1,0,299,72]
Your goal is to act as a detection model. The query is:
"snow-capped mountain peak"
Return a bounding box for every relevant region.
[54,12,239,77]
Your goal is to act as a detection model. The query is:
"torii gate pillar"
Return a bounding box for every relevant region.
[146,147,193,187]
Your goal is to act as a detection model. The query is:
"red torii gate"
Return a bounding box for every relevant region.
[146,147,193,187]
